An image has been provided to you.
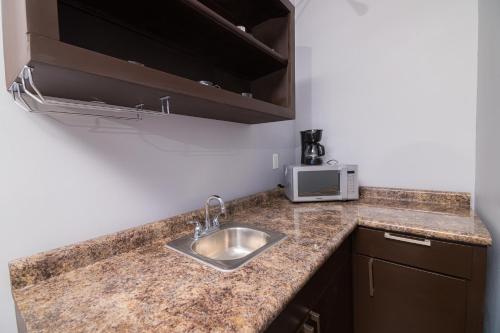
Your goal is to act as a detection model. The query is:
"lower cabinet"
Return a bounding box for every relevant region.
[312,257,353,333]
[353,227,487,333]
[265,237,353,333]
[353,255,467,333]
[266,227,487,333]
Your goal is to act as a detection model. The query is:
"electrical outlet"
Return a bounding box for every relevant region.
[272,153,279,169]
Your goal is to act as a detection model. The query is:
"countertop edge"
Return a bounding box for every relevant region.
[358,218,492,246]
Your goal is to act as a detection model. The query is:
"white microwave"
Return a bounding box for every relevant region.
[284,164,359,202]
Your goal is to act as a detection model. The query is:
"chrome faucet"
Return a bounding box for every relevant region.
[187,195,226,240]
[205,195,226,231]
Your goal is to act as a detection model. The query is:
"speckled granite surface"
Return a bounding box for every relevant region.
[359,186,471,209]
[10,187,492,333]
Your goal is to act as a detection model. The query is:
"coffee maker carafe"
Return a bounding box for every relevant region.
[301,129,325,165]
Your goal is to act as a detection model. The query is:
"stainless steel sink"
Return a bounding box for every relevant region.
[166,224,286,272]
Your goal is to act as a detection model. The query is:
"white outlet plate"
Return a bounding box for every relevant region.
[272,153,279,169]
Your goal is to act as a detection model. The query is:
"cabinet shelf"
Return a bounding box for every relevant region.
[199,0,291,28]
[184,0,289,67]
[60,0,288,80]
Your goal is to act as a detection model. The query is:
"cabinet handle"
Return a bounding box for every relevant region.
[309,311,321,333]
[384,232,431,247]
[368,258,374,297]
[302,323,315,333]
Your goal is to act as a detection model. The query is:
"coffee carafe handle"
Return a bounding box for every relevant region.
[318,144,325,156]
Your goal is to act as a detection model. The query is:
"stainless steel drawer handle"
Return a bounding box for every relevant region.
[384,232,431,247]
[309,311,321,333]
[302,323,315,333]
[300,310,320,333]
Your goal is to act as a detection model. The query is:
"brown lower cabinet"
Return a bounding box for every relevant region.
[265,237,353,333]
[267,227,487,333]
[312,257,353,333]
[353,227,487,333]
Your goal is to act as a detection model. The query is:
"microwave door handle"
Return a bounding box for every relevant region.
[317,144,325,157]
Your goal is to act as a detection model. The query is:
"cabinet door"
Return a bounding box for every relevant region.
[312,253,352,333]
[266,238,352,333]
[353,254,467,333]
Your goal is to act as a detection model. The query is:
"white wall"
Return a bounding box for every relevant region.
[0,15,295,333]
[476,0,500,332]
[294,0,478,192]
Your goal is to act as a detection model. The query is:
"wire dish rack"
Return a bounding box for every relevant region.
[9,66,172,121]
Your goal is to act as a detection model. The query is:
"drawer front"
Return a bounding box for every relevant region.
[354,227,473,279]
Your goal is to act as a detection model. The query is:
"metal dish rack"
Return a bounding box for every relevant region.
[9,66,172,121]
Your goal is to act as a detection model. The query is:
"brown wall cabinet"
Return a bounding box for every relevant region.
[2,0,295,124]
[353,227,487,333]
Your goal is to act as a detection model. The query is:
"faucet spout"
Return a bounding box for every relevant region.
[205,195,226,231]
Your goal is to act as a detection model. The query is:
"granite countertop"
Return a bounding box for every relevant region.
[10,188,492,333]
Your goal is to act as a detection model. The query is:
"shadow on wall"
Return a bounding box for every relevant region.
[484,234,500,333]
[42,114,290,151]
[294,0,312,21]
[11,104,295,201]
[294,46,313,162]
[347,0,369,16]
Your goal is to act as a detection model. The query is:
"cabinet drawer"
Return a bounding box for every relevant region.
[354,227,473,279]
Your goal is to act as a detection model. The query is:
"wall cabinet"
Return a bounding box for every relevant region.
[265,237,353,333]
[353,227,487,333]
[2,0,294,123]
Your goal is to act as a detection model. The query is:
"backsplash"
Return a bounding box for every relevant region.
[360,187,471,209]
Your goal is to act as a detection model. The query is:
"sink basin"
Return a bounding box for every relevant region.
[192,227,270,260]
[166,224,286,271]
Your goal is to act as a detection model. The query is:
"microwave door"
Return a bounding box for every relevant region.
[295,169,343,201]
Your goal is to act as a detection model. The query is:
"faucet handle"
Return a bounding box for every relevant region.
[187,220,203,240]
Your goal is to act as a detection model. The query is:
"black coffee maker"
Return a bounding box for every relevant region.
[301,129,325,165]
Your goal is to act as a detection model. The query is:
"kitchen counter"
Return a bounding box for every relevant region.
[10,188,492,333]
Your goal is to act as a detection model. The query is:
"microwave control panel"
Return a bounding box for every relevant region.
[346,167,359,200]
